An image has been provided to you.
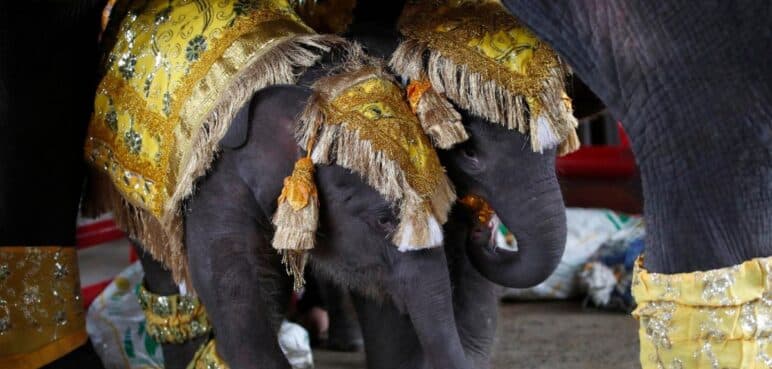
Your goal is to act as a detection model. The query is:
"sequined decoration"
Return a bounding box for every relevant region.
[84,0,315,219]
[632,256,772,369]
[136,284,211,344]
[186,35,208,62]
[0,247,85,358]
[189,339,229,369]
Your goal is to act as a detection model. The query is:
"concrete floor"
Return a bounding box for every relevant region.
[313,301,641,369]
[75,235,641,369]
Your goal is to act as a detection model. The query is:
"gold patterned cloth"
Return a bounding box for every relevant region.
[0,247,87,369]
[632,256,772,369]
[295,51,456,251]
[84,0,340,284]
[136,284,211,344]
[391,0,579,153]
[187,339,228,369]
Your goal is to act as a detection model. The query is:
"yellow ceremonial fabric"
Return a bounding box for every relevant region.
[0,247,87,369]
[399,0,560,113]
[632,256,772,369]
[327,77,445,201]
[187,339,228,369]
[85,0,312,220]
[136,284,211,344]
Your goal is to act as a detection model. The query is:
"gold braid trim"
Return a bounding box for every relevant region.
[187,339,228,369]
[136,284,211,344]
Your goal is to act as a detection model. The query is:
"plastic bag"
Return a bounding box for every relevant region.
[501,208,641,300]
[87,261,315,369]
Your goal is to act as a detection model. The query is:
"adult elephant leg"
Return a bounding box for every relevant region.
[350,293,424,369]
[130,241,207,369]
[186,171,291,369]
[386,247,473,369]
[0,2,105,368]
[499,0,772,274]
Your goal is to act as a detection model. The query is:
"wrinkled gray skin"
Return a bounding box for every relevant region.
[311,1,772,367]
[499,0,772,274]
[315,5,568,369]
[137,83,474,369]
[137,3,568,369]
[344,113,566,369]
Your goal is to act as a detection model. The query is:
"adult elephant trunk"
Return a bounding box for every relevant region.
[390,247,473,369]
[466,173,567,288]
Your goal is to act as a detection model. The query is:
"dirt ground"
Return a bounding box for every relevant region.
[314,300,641,369]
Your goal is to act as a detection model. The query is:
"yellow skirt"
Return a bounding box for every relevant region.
[632,256,772,369]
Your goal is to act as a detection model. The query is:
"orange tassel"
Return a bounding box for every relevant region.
[272,157,319,291]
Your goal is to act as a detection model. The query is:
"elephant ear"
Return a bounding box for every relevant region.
[220,100,251,149]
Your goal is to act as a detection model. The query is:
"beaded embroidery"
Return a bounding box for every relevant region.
[83,0,339,284]
[136,284,212,344]
[0,247,86,369]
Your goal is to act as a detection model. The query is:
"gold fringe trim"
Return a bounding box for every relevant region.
[390,39,578,153]
[84,34,344,288]
[295,48,456,250]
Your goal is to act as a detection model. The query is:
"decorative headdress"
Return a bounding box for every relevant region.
[83,0,343,285]
[272,46,457,289]
[391,0,579,153]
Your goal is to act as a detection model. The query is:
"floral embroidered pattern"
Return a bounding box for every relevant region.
[186,35,208,62]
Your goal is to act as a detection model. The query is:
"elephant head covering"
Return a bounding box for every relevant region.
[83,0,343,284]
[273,47,456,289]
[391,0,580,153]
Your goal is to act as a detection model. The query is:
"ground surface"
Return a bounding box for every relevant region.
[313,300,641,369]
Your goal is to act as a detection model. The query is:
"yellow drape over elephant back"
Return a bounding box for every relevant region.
[84,0,339,284]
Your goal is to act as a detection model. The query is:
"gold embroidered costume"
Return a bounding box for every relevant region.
[0,247,86,369]
[83,0,341,284]
[274,48,456,288]
[136,284,211,344]
[391,0,579,153]
[295,50,456,250]
[632,257,772,369]
[187,339,228,369]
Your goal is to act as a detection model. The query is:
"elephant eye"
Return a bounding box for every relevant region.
[463,147,476,158]
[369,207,397,234]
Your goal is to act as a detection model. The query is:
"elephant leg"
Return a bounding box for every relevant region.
[351,293,425,369]
[386,247,474,369]
[186,184,291,369]
[317,277,363,351]
[130,241,207,369]
[498,0,772,274]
